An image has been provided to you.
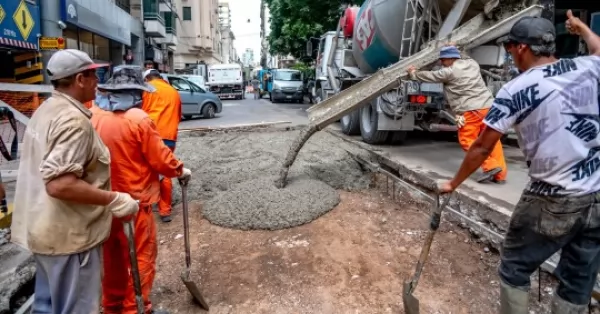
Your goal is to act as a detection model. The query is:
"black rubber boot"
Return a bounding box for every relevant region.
[477,167,502,183]
[160,215,172,223]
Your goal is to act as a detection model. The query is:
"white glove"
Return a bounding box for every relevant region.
[107,192,139,219]
[455,115,466,128]
[178,168,192,185]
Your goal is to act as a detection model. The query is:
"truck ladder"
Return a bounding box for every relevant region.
[399,0,421,58]
[305,5,543,129]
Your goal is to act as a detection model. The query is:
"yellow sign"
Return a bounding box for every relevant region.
[39,37,66,50]
[0,5,5,25]
[13,0,34,41]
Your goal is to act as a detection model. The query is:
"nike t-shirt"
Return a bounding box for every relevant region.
[484,56,600,196]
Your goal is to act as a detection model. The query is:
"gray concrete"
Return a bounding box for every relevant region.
[178,95,312,130]
[172,130,372,230]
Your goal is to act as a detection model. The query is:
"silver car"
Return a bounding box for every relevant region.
[160,74,223,119]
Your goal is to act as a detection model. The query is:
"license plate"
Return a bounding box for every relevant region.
[286,96,292,99]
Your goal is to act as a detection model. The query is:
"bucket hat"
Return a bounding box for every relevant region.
[97,65,156,92]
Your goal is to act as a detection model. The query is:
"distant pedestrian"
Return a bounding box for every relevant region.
[438,12,600,313]
[251,77,260,99]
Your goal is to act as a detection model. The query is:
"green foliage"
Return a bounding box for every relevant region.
[266,0,366,59]
[291,62,314,79]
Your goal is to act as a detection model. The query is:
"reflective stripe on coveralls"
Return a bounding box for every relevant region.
[90,105,183,313]
[142,79,181,216]
[458,108,507,181]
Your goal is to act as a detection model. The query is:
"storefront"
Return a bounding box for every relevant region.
[0,0,42,83]
[58,0,139,82]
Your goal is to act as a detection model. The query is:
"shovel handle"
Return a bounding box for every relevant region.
[180,181,192,269]
[123,220,145,314]
[406,194,452,293]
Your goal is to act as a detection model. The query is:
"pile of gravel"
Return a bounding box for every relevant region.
[172,130,370,230]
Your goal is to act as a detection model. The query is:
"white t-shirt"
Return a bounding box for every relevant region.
[484,56,600,196]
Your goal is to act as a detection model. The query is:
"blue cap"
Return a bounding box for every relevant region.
[439,46,461,59]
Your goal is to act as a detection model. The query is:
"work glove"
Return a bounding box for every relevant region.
[178,168,192,186]
[107,192,139,219]
[455,115,466,129]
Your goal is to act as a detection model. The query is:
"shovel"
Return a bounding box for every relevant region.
[403,193,452,314]
[123,220,145,314]
[179,179,210,310]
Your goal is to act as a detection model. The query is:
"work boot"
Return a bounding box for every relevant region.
[500,281,529,314]
[477,167,502,183]
[551,293,588,314]
[161,215,172,223]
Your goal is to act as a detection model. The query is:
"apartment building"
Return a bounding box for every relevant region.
[173,0,222,69]
[218,1,238,63]
[241,48,255,67]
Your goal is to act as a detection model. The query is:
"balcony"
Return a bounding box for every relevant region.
[143,0,166,38]
[156,11,178,47]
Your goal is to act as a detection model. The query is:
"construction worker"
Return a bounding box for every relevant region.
[10,50,139,313]
[251,76,260,99]
[142,69,182,222]
[408,46,507,184]
[438,12,600,313]
[91,65,191,314]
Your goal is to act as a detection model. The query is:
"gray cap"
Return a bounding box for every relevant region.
[143,68,161,79]
[46,49,108,81]
[97,65,155,92]
[499,16,556,45]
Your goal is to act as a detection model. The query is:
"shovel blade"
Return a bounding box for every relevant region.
[403,281,420,314]
[181,268,210,311]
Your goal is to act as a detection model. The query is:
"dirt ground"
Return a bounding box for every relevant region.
[151,184,554,314]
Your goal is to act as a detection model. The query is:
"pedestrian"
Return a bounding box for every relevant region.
[91,65,191,314]
[144,60,154,70]
[251,76,260,99]
[408,45,507,184]
[10,49,139,313]
[438,12,600,313]
[142,69,182,222]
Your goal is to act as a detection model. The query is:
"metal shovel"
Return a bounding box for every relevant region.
[402,193,452,314]
[179,180,210,310]
[123,220,145,314]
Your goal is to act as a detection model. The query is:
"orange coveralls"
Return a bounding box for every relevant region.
[142,78,182,217]
[90,105,183,314]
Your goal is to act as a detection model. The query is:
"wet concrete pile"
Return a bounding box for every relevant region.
[0,229,35,314]
[172,129,371,230]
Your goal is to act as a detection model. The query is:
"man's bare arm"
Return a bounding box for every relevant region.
[580,26,600,56]
[450,127,504,188]
[46,174,115,205]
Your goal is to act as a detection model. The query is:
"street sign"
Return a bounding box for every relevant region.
[0,4,5,25]
[13,0,34,41]
[39,37,66,50]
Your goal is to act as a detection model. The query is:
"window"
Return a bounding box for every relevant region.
[63,28,78,49]
[78,29,94,58]
[169,77,192,91]
[183,7,192,20]
[93,34,110,61]
[188,80,205,93]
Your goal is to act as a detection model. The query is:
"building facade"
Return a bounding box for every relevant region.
[38,0,144,83]
[0,0,43,84]
[241,48,254,67]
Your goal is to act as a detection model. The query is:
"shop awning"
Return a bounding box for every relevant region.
[0,37,37,50]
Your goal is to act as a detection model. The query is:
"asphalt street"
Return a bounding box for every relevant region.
[178,93,312,129]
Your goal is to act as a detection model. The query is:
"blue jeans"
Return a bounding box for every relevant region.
[499,191,600,305]
[32,246,102,314]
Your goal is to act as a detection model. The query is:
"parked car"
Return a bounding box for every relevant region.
[160,74,223,119]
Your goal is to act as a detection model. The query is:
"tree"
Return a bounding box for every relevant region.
[266,0,365,59]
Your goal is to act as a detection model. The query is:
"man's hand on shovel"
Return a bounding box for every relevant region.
[178,168,192,186]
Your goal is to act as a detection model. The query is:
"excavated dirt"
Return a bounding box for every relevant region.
[172,130,371,230]
[151,180,554,313]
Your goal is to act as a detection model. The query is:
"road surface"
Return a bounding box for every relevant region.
[179,94,312,129]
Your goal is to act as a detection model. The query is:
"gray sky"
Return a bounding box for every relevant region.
[228,0,268,62]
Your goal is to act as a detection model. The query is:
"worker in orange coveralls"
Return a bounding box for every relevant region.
[408,45,507,183]
[90,65,192,314]
[142,69,182,222]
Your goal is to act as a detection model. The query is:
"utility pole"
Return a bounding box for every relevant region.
[259,0,268,68]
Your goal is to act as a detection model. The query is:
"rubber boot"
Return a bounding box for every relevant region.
[551,293,588,314]
[500,281,529,314]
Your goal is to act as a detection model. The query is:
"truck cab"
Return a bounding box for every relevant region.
[269,69,304,103]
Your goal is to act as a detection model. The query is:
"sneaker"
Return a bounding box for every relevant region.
[160,215,172,223]
[477,167,502,183]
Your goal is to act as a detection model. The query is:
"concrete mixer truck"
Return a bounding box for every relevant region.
[308,0,543,144]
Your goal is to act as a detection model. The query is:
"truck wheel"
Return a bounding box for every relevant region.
[389,131,408,144]
[360,100,389,144]
[340,110,360,135]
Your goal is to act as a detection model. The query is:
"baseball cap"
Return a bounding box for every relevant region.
[46,49,108,81]
[498,16,556,46]
[143,69,161,79]
[97,65,155,92]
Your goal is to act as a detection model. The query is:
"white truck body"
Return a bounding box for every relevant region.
[207,64,245,99]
